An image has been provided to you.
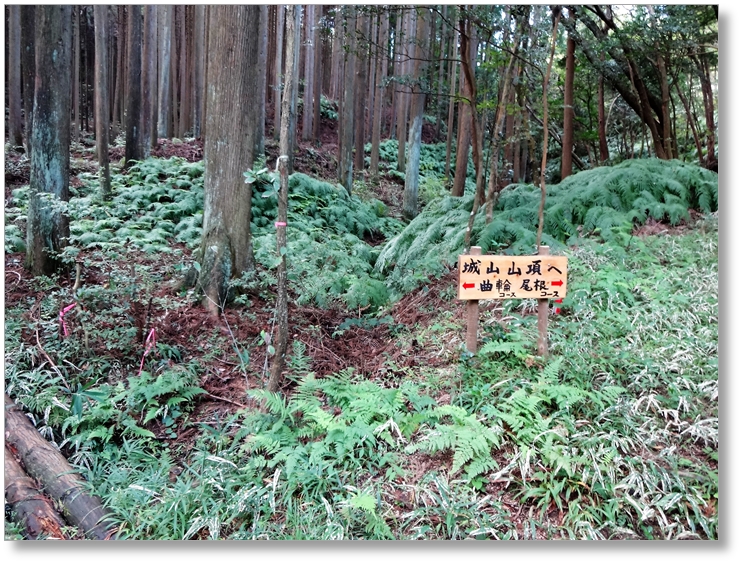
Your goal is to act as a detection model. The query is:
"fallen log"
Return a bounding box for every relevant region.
[4,394,116,540]
[5,446,69,539]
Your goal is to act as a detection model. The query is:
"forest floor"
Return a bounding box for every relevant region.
[4,125,471,482]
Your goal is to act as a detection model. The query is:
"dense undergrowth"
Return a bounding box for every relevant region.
[4,152,717,540]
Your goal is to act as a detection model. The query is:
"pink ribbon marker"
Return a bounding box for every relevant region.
[274,221,287,227]
[138,328,157,376]
[59,303,77,337]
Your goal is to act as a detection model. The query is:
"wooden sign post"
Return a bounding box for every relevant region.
[458,248,567,355]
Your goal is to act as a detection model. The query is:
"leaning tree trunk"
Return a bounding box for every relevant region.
[94,5,112,199]
[26,5,72,277]
[5,395,115,539]
[199,6,262,314]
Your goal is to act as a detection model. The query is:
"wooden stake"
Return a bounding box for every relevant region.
[537,245,549,357]
[465,246,481,353]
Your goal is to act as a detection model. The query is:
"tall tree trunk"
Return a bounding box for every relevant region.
[71,6,80,144]
[20,5,35,157]
[141,5,157,154]
[452,23,473,197]
[485,24,520,221]
[366,14,378,144]
[157,5,172,138]
[370,10,389,179]
[388,7,403,138]
[433,7,447,141]
[94,5,112,199]
[329,6,342,101]
[396,9,414,173]
[287,6,301,173]
[192,5,205,138]
[354,12,370,171]
[460,16,485,250]
[536,12,560,249]
[302,4,316,141]
[338,6,356,192]
[444,27,458,184]
[312,5,323,140]
[125,6,143,165]
[8,5,23,148]
[561,8,576,180]
[177,5,189,138]
[169,9,178,138]
[255,5,268,157]
[273,5,285,139]
[26,5,72,276]
[268,4,298,395]
[199,6,262,314]
[403,7,429,219]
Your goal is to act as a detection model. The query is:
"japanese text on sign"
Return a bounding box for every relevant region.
[457,254,568,300]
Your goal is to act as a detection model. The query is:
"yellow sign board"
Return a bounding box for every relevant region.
[457,254,568,300]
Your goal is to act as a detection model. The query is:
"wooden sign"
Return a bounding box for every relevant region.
[457,254,568,300]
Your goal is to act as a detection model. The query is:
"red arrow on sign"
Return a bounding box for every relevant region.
[462,283,475,289]
[551,280,564,287]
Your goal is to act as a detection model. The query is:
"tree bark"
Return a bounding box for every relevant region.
[5,446,69,540]
[125,6,143,165]
[460,16,485,250]
[444,27,458,184]
[256,5,268,157]
[141,5,157,155]
[536,12,560,249]
[312,5,323,140]
[5,395,115,540]
[199,6,262,314]
[302,4,316,141]
[403,7,429,219]
[157,5,172,138]
[192,5,205,138]
[20,5,35,157]
[273,4,285,139]
[396,9,414,173]
[94,5,112,199]
[26,6,72,277]
[71,6,80,144]
[268,3,298,395]
[338,6,356,193]
[370,10,389,179]
[354,12,370,171]
[8,5,23,148]
[287,6,301,172]
[452,24,473,197]
[560,8,576,180]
